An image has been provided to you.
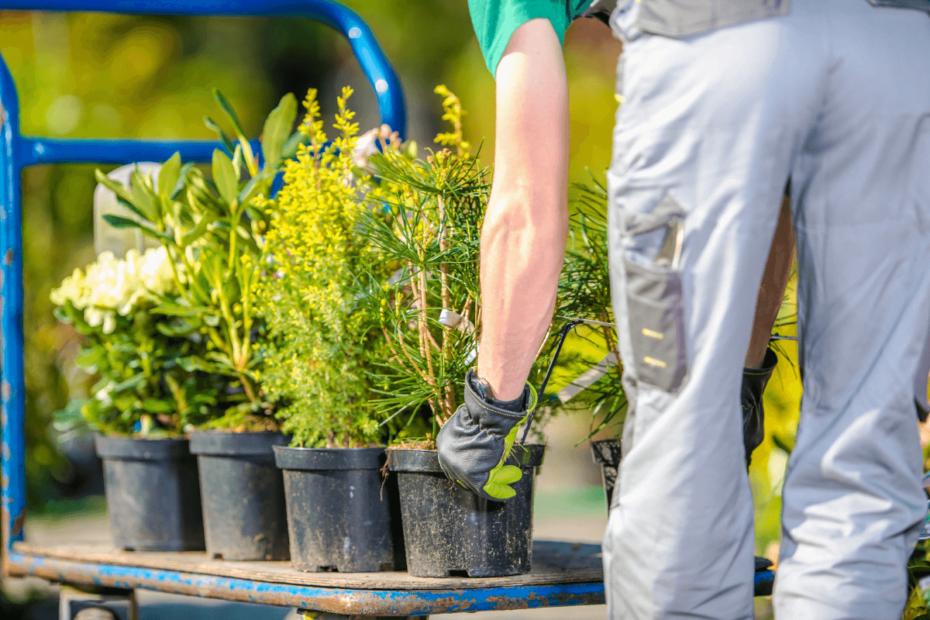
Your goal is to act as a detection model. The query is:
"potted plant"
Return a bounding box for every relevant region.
[91,90,306,561]
[366,87,545,578]
[259,87,404,573]
[51,248,212,551]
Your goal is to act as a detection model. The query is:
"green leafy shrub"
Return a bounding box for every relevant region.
[906,538,930,619]
[255,87,390,448]
[536,178,627,439]
[50,248,217,436]
[92,91,304,431]
[358,86,488,445]
[358,87,623,447]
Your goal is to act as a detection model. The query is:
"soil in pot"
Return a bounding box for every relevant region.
[388,444,545,578]
[590,439,622,510]
[190,431,291,561]
[273,446,405,573]
[94,435,205,551]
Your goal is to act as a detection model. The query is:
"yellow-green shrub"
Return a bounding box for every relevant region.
[256,88,388,448]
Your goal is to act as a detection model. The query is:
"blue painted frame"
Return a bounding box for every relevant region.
[5,547,776,613]
[0,0,405,551]
[8,550,607,616]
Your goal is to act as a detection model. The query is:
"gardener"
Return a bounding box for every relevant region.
[436,0,930,618]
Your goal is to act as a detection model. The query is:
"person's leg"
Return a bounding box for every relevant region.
[745,194,794,369]
[602,5,823,618]
[742,194,794,464]
[773,2,930,617]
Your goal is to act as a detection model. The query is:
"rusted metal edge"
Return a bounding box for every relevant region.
[7,552,605,616]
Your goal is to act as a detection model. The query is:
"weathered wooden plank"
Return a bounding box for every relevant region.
[6,550,605,616]
[11,540,603,591]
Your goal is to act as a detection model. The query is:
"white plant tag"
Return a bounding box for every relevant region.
[440,308,476,335]
[439,308,462,329]
[465,344,478,366]
[440,308,477,363]
[94,162,161,257]
[557,352,619,404]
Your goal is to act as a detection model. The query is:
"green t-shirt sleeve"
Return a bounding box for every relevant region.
[468,0,595,78]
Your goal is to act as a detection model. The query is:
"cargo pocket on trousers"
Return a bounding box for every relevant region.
[622,194,689,393]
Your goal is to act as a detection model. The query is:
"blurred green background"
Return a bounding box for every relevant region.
[0,1,798,563]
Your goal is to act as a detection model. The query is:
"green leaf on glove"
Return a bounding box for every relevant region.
[484,464,522,500]
[481,383,538,500]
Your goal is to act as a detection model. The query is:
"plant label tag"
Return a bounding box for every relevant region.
[439,309,462,328]
[557,352,619,404]
[439,308,476,336]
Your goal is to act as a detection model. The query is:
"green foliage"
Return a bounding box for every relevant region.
[748,272,800,558]
[92,91,304,431]
[907,540,930,619]
[50,249,218,436]
[533,178,627,439]
[358,87,488,443]
[255,87,388,448]
[358,89,627,447]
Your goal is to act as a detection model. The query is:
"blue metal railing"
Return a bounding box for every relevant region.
[0,0,406,550]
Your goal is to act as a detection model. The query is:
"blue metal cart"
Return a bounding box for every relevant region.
[0,2,615,616]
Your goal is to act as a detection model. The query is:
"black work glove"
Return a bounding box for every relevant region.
[436,369,538,501]
[741,348,778,465]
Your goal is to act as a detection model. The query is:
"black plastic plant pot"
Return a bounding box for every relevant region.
[94,435,205,551]
[189,431,291,561]
[590,439,622,510]
[273,446,405,573]
[387,444,545,578]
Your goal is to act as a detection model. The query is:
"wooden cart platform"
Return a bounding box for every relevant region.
[6,540,606,616]
[6,539,776,616]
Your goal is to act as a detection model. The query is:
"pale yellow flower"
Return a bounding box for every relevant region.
[51,247,179,329]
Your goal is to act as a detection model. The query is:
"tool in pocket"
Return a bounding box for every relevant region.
[622,193,689,393]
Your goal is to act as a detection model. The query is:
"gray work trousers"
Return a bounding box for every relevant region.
[603,0,930,618]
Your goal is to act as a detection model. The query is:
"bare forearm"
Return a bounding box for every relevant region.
[476,19,570,401]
